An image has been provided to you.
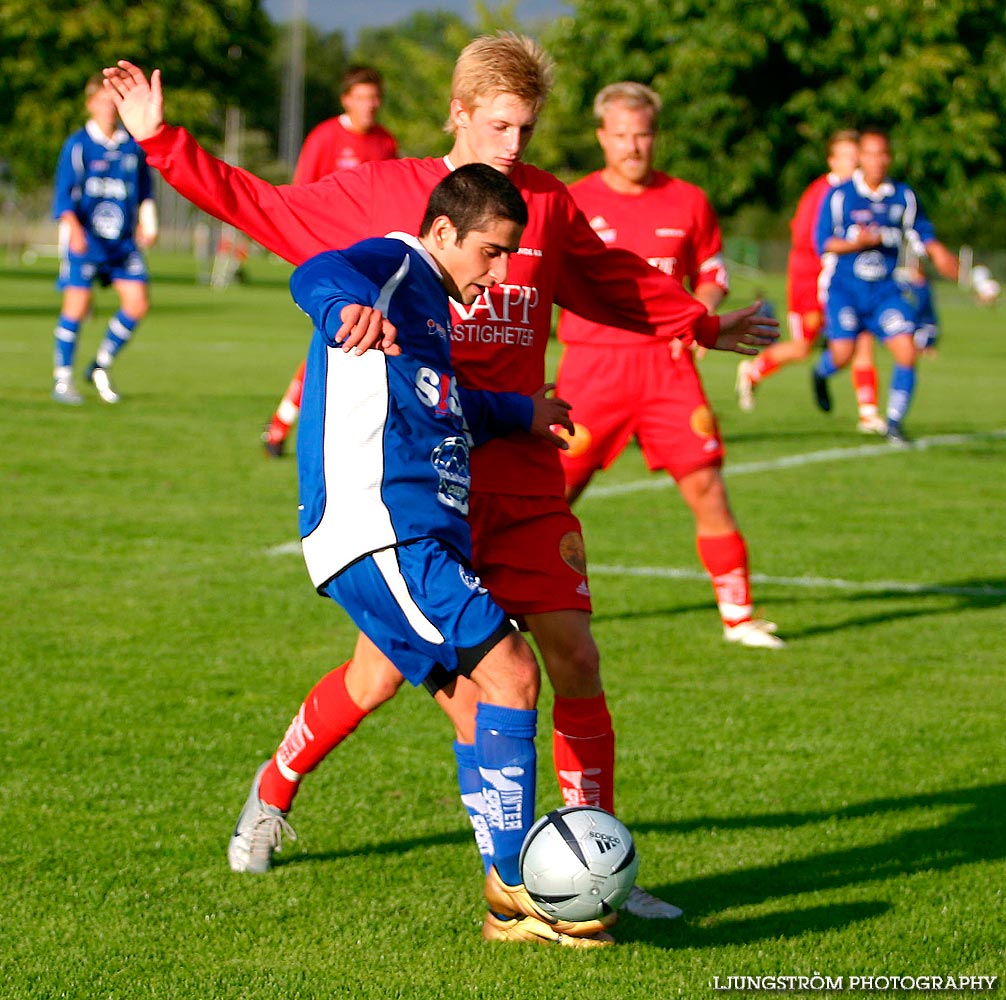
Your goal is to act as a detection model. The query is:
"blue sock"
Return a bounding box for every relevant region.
[53,316,81,373]
[886,365,916,427]
[453,740,494,874]
[475,703,537,887]
[96,310,139,368]
[814,348,840,379]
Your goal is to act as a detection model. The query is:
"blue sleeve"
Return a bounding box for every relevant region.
[458,387,533,446]
[907,187,937,246]
[290,249,379,347]
[814,187,841,257]
[52,138,79,220]
[137,149,153,204]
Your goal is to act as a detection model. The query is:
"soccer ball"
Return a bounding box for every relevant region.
[519,806,639,922]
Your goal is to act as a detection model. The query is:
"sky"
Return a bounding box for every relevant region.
[261,0,572,42]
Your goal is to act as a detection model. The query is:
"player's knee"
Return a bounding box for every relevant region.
[345,651,405,711]
[503,635,541,709]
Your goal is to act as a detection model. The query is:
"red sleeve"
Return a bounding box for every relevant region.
[691,192,728,292]
[789,175,829,254]
[139,124,374,265]
[553,191,719,348]
[292,123,332,186]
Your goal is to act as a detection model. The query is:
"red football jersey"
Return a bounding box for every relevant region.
[558,171,727,346]
[787,172,835,310]
[292,116,397,186]
[139,125,717,497]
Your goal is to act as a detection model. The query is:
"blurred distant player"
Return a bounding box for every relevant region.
[811,128,961,446]
[262,65,398,456]
[51,74,156,405]
[736,130,887,433]
[556,83,783,649]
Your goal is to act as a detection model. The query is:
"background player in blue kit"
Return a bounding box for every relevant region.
[232,163,611,947]
[51,74,157,405]
[810,128,959,445]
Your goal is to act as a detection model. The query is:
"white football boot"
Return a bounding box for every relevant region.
[52,376,84,405]
[723,619,785,649]
[620,884,684,919]
[735,360,756,412]
[87,365,120,404]
[228,761,297,873]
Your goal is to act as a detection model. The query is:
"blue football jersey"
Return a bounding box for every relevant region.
[290,235,532,590]
[52,121,153,261]
[815,170,936,293]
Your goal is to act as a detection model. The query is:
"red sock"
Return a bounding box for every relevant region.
[697,531,752,627]
[265,360,307,446]
[257,661,367,811]
[552,693,615,814]
[749,352,780,383]
[852,365,879,413]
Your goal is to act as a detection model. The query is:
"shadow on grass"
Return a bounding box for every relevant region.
[591,575,1006,638]
[624,782,1002,946]
[790,579,1006,639]
[278,782,1001,949]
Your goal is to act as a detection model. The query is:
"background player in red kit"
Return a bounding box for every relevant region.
[555,82,783,649]
[104,35,777,925]
[262,65,398,457]
[735,130,886,434]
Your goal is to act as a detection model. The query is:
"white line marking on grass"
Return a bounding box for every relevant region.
[266,430,1006,597]
[589,564,1006,598]
[585,430,1006,499]
[265,543,1003,598]
[267,540,302,556]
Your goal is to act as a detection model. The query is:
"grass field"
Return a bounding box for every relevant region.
[2,251,1004,999]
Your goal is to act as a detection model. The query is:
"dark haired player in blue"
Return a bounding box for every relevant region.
[51,74,156,405]
[233,163,613,947]
[811,128,962,445]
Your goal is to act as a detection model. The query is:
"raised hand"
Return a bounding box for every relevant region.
[102,61,164,142]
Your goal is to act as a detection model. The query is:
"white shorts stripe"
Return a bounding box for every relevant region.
[372,547,445,645]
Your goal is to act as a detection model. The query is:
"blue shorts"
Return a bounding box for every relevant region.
[57,247,149,290]
[824,279,914,342]
[321,537,514,688]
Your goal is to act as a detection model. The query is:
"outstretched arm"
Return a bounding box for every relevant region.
[101,62,375,266]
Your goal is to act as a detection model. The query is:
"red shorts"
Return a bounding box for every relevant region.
[787,270,824,342]
[467,492,592,618]
[786,308,824,343]
[556,341,724,488]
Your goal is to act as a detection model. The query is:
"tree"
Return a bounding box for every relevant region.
[0,0,274,190]
[351,11,475,159]
[539,0,1006,243]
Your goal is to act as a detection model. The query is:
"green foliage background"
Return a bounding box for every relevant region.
[2,0,1004,243]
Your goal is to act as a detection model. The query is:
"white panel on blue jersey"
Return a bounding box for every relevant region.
[301,348,397,587]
